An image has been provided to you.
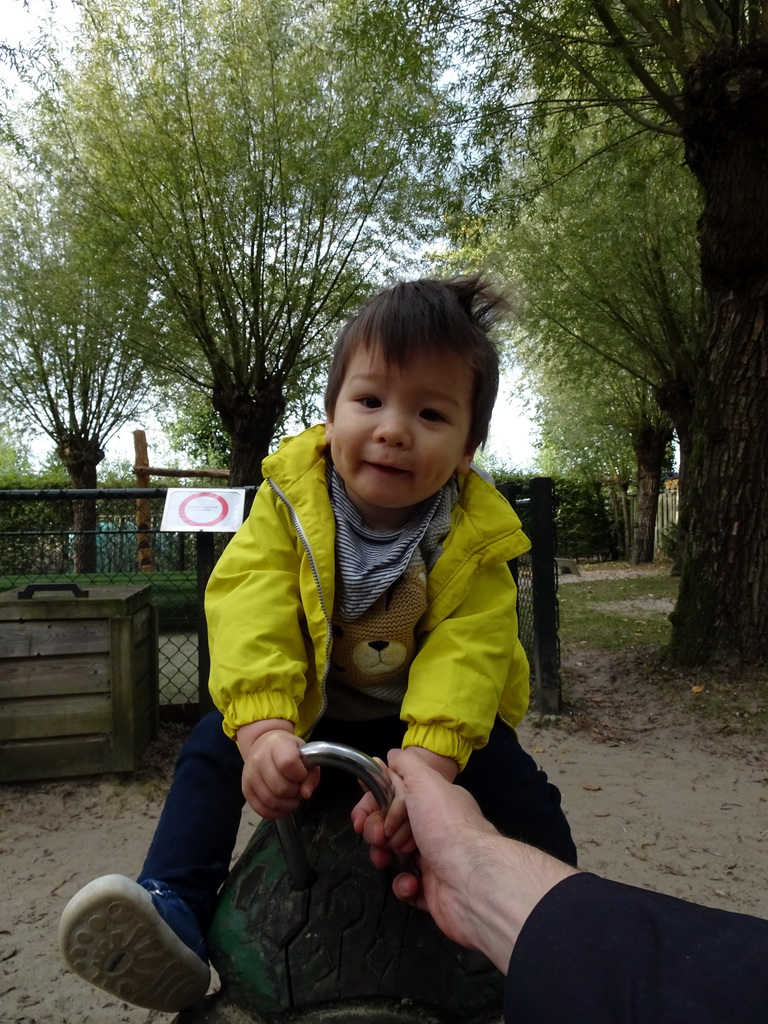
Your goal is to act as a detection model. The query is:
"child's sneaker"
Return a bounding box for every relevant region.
[58,874,211,1011]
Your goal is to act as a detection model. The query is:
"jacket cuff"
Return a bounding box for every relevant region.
[402,723,474,771]
[220,690,299,739]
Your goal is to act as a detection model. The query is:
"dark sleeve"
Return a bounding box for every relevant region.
[504,872,768,1024]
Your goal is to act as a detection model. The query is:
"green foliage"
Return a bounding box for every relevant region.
[488,135,704,477]
[463,133,702,555]
[0,421,69,494]
[97,458,137,487]
[0,148,154,488]
[33,0,459,482]
[476,450,618,562]
[467,0,761,151]
[0,419,34,479]
[158,388,231,469]
[554,478,616,561]
[475,444,620,562]
[473,450,531,484]
[449,1,687,222]
[532,377,638,486]
[0,477,74,546]
[453,7,706,494]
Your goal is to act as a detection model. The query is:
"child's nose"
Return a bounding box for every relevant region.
[375,413,411,446]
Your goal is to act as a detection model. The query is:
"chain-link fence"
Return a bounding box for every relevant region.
[0,481,560,715]
[0,488,244,720]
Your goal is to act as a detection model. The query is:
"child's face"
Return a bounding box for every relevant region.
[325,344,477,530]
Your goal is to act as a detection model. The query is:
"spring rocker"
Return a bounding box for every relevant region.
[174,742,504,1024]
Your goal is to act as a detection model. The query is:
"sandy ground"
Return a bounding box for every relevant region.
[2,567,768,1023]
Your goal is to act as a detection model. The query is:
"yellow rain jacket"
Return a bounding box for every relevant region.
[206,425,531,770]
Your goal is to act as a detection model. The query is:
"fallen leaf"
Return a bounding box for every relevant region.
[691,685,705,693]
[581,783,602,791]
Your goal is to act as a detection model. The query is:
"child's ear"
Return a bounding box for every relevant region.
[325,416,334,444]
[456,444,477,475]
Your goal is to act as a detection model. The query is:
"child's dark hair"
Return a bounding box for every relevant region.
[324,273,508,448]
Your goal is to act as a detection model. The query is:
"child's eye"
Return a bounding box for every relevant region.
[359,396,381,409]
[420,408,444,422]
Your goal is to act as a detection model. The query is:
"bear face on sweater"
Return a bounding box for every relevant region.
[329,562,427,688]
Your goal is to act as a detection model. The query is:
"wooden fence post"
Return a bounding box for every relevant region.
[133,430,156,574]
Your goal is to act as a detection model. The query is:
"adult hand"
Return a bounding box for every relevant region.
[385,748,577,973]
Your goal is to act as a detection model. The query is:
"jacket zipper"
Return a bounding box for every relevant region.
[267,477,331,733]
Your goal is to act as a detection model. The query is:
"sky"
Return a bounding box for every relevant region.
[4,0,540,474]
[486,371,538,471]
[4,0,78,60]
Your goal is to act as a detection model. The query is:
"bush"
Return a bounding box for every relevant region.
[553,478,616,561]
[479,462,617,562]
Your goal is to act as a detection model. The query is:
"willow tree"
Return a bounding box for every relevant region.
[470,0,768,665]
[498,139,703,562]
[39,0,455,484]
[524,333,674,561]
[0,161,152,570]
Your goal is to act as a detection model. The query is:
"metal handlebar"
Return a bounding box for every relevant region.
[275,741,394,890]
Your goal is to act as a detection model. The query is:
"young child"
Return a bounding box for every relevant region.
[58,274,576,1013]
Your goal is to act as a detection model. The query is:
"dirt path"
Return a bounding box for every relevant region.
[520,646,768,919]
[2,584,767,1022]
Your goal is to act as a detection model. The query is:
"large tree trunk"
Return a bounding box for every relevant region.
[212,379,287,487]
[670,44,768,665]
[56,434,104,574]
[631,421,673,564]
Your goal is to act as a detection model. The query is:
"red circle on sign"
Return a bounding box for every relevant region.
[178,492,229,527]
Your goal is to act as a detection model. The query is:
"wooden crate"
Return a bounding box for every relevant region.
[0,584,159,781]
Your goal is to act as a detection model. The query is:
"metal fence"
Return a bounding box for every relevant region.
[0,488,242,722]
[0,479,561,716]
[500,478,561,714]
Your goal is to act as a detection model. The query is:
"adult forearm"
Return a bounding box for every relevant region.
[467,837,577,973]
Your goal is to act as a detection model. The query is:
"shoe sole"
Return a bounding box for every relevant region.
[58,874,210,1012]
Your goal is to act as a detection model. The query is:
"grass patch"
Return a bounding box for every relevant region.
[558,568,678,653]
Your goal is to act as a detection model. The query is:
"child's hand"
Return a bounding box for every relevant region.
[351,760,415,870]
[353,747,460,870]
[238,723,320,819]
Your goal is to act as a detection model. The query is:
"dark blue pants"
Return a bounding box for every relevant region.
[139,711,577,930]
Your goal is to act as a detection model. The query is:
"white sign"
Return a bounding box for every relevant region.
[160,488,246,533]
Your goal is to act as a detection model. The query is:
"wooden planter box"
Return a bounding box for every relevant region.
[0,584,159,782]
